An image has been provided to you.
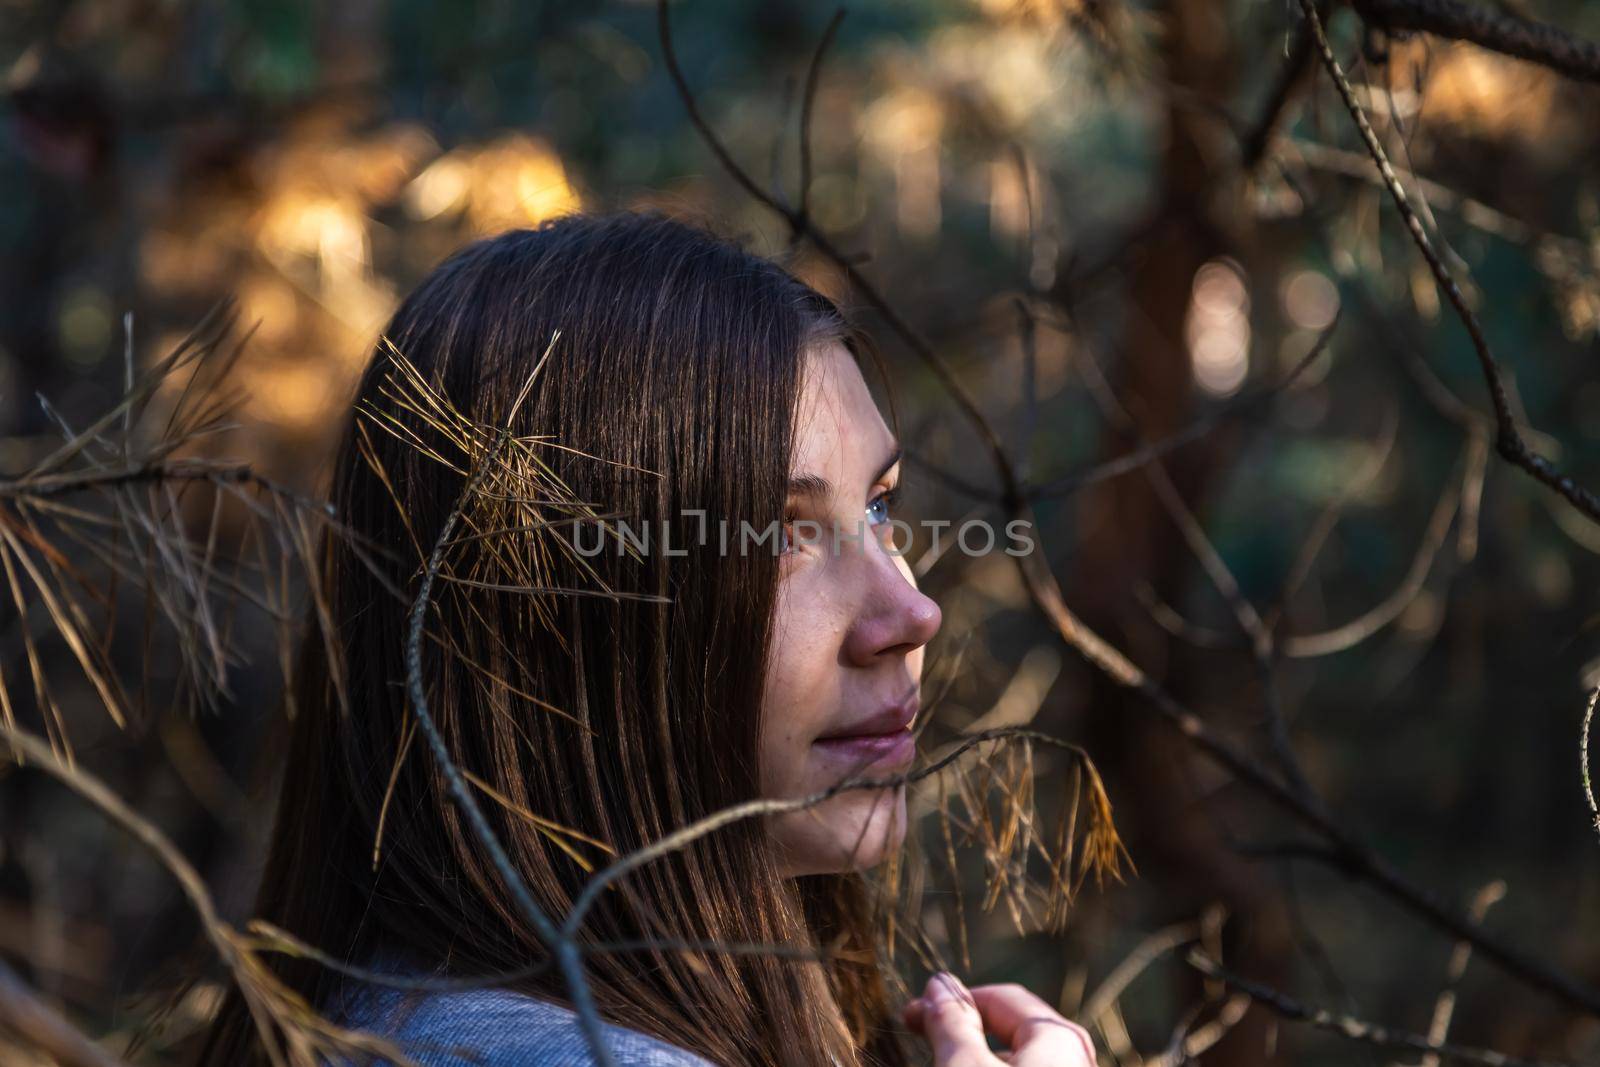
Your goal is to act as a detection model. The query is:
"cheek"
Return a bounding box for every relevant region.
[759,577,845,797]
[769,784,909,876]
[758,570,912,876]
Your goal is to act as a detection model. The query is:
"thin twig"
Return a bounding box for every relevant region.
[0,724,410,1066]
[1414,881,1507,1067]
[1027,313,1340,502]
[393,334,624,1066]
[797,8,845,225]
[1582,687,1600,843]
[0,958,127,1067]
[1080,920,1200,1028]
[566,727,1111,938]
[1298,0,1600,525]
[1186,949,1574,1067]
[656,0,1024,508]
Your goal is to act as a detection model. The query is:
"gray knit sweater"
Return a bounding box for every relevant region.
[330,981,719,1066]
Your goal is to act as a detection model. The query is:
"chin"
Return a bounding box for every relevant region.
[775,785,908,876]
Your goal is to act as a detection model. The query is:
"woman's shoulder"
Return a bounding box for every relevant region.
[328,979,719,1066]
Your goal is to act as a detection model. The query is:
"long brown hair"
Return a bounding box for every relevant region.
[200,211,911,1066]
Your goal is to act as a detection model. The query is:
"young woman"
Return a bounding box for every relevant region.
[200,211,1094,1066]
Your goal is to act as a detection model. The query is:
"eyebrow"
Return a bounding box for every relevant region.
[786,444,902,501]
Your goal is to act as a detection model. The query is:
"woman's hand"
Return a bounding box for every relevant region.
[901,972,1096,1066]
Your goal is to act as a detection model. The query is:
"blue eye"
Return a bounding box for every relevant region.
[866,487,899,527]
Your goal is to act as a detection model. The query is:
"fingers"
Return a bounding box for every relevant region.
[967,984,1095,1067]
[902,976,1095,1067]
[903,973,998,1067]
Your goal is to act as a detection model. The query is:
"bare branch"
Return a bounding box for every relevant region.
[1186,948,1572,1067]
[393,333,618,1066]
[1298,0,1600,526]
[1413,881,1508,1067]
[1352,0,1600,86]
[0,959,127,1067]
[0,724,413,1067]
[797,9,845,225]
[1582,687,1600,843]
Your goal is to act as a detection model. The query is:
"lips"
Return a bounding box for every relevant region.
[812,730,914,770]
[814,696,918,744]
[811,696,918,771]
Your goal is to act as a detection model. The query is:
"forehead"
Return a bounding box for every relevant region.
[791,342,895,479]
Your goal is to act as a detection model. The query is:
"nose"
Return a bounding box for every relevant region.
[841,540,942,667]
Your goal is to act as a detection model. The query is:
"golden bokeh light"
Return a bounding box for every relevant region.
[405,134,583,235]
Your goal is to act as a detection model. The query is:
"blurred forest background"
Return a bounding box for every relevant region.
[3,0,1600,1064]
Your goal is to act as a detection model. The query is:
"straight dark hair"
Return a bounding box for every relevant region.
[199,210,911,1066]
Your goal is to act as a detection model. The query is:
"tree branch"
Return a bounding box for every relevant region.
[1299,0,1600,525]
[1186,948,1573,1067]
[1352,0,1600,86]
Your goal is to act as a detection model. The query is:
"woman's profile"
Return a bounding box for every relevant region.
[198,210,1095,1066]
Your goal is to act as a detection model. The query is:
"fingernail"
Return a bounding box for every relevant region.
[927,972,963,1005]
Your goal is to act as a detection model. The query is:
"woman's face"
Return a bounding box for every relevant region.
[759,341,942,878]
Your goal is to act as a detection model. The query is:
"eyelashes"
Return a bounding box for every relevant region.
[781,483,902,555]
[866,484,901,526]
